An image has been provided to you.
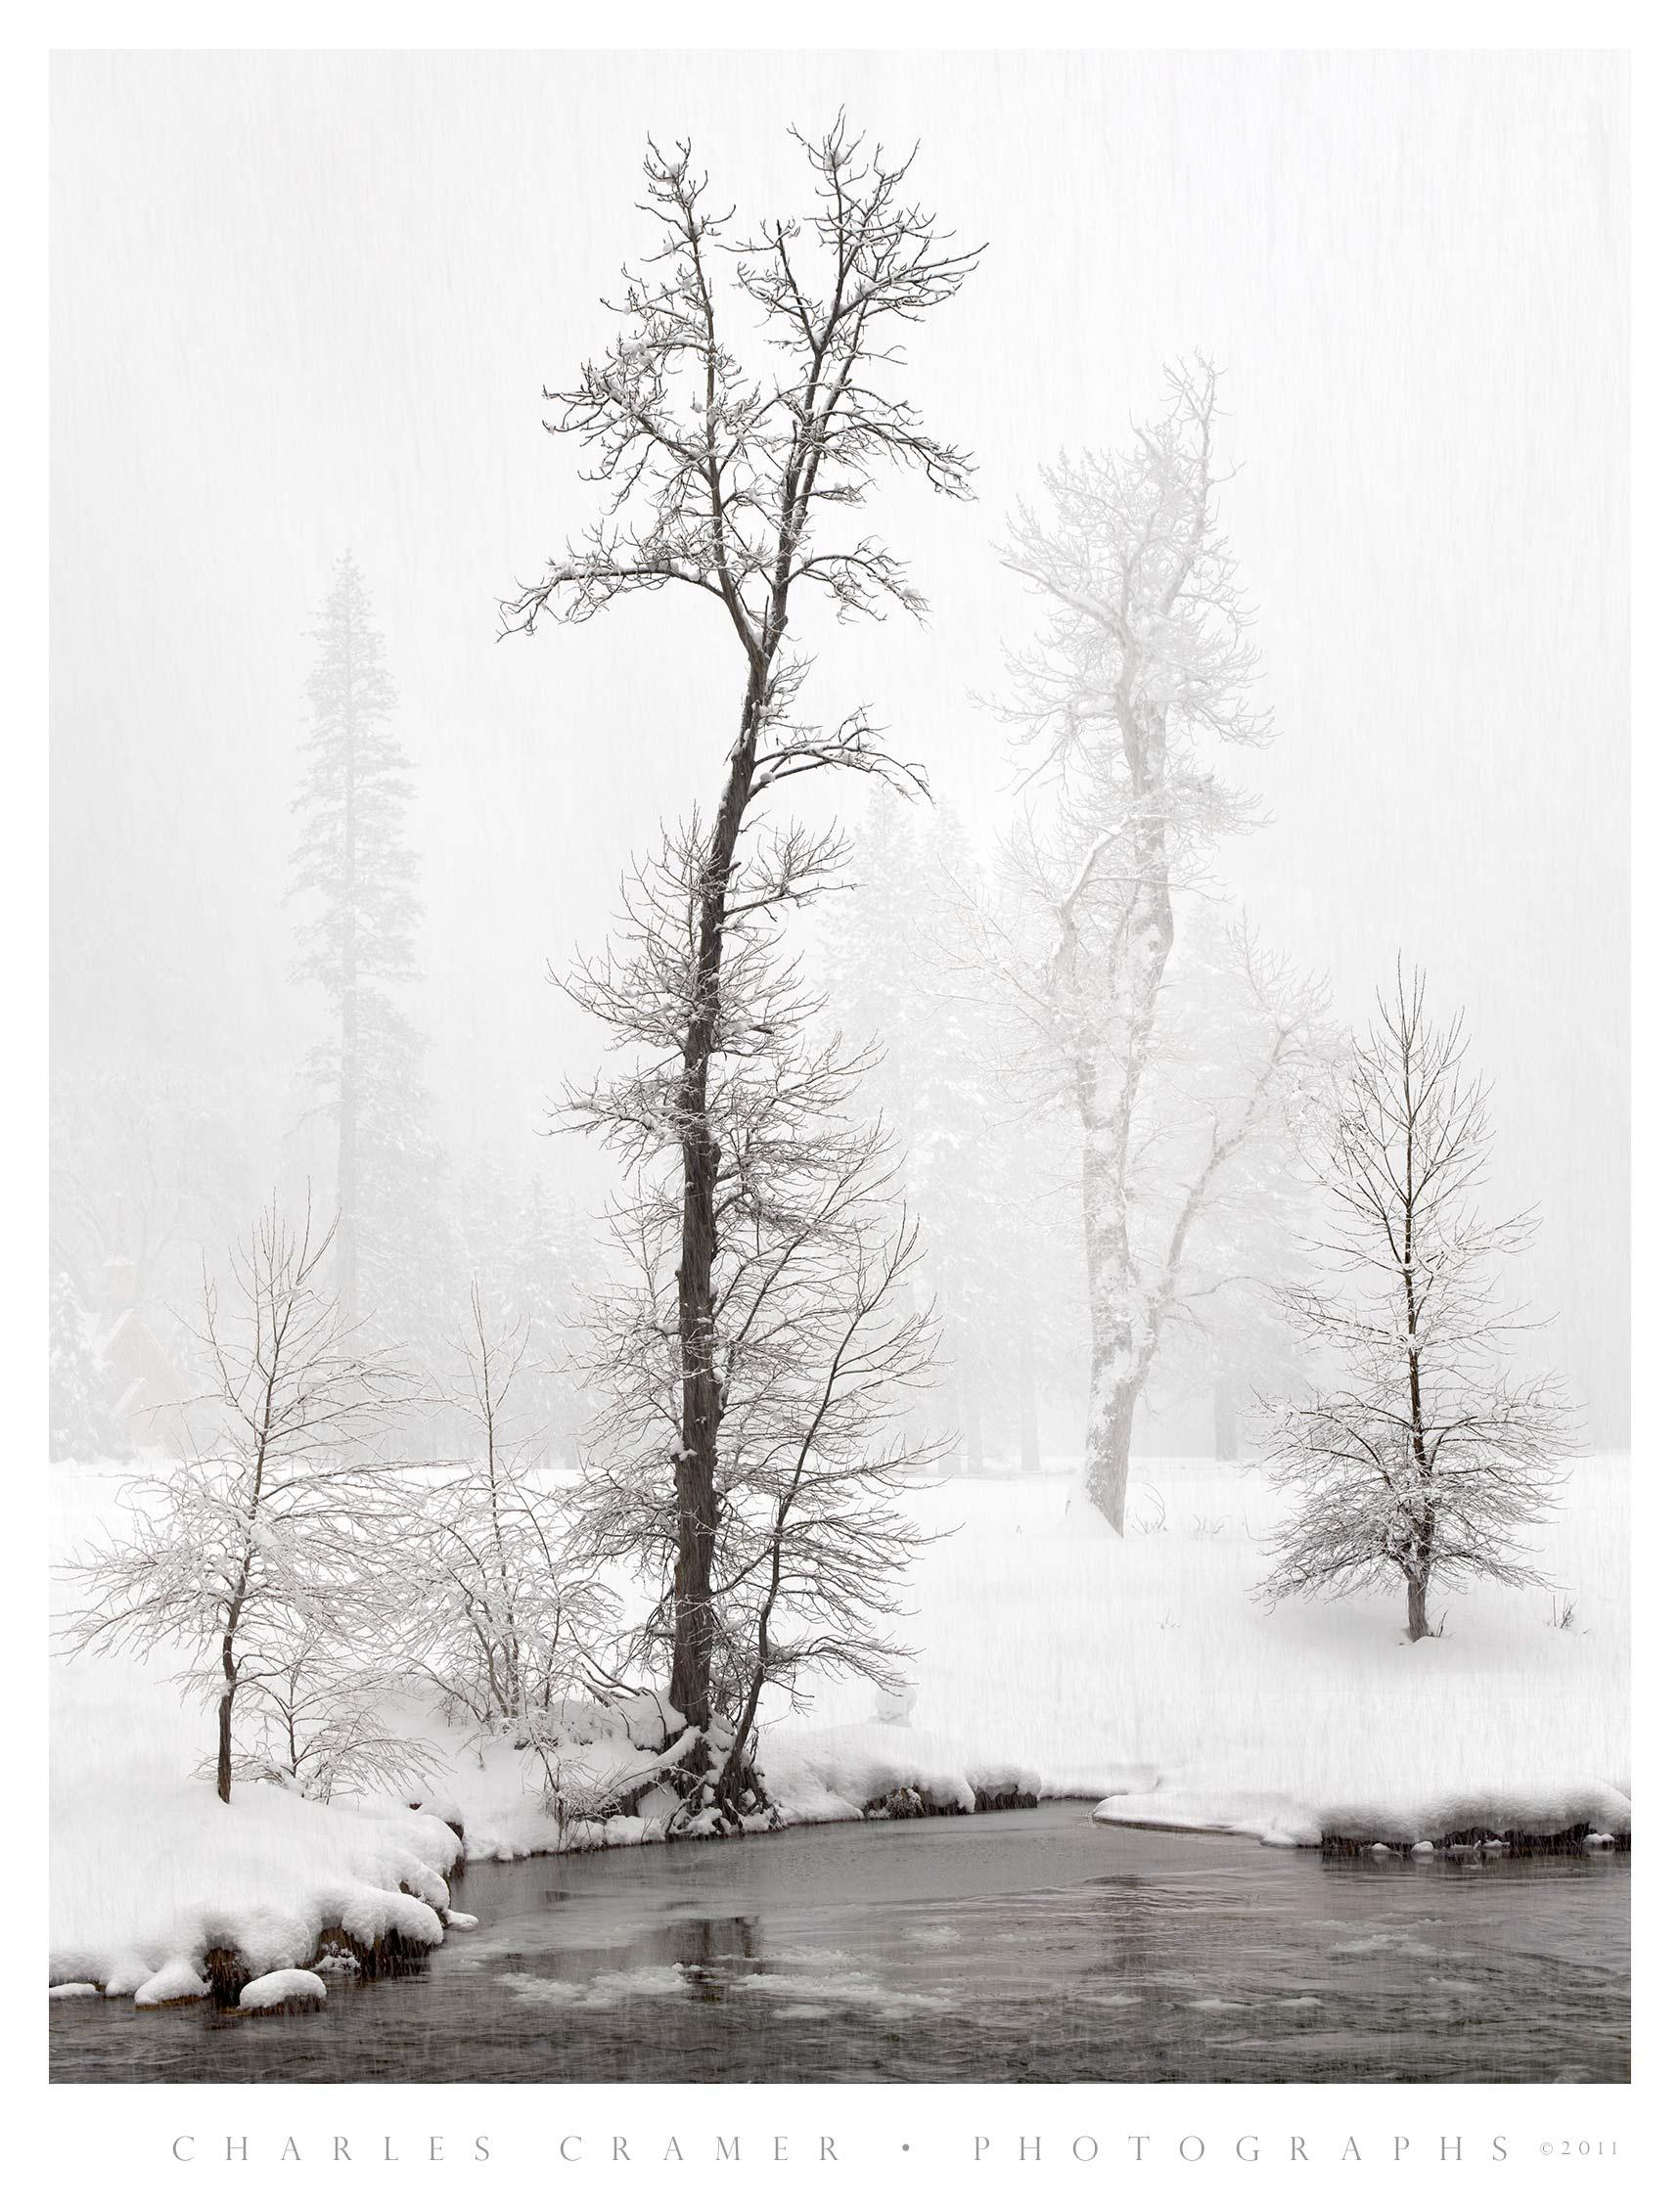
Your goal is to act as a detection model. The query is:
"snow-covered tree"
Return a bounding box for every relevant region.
[989,362,1327,1531]
[1257,967,1575,1641]
[292,554,448,1347]
[570,818,943,1825]
[63,1200,409,1801]
[502,120,977,1755]
[977,877,1329,1528]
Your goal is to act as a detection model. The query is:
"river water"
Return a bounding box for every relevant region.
[48,1803,1628,2084]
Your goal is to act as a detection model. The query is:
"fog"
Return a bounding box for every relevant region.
[50,50,1628,1445]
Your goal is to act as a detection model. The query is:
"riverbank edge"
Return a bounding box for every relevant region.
[47,1779,1632,2012]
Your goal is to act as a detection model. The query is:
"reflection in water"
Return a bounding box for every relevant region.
[48,1803,1628,2085]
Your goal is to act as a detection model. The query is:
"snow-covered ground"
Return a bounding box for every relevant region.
[51,1466,463,1996]
[765,1459,1631,1851]
[50,1455,1629,1997]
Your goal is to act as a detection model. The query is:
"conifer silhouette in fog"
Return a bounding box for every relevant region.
[291,555,438,1340]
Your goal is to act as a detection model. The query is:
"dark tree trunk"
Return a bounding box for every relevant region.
[1406,1572,1431,1643]
[668,686,765,1738]
[215,1685,234,1804]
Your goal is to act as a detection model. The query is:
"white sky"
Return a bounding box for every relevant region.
[49,49,1629,1430]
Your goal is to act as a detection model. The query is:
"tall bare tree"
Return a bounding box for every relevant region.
[502,120,977,1742]
[1258,967,1575,1641]
[992,362,1313,1532]
[571,819,943,1821]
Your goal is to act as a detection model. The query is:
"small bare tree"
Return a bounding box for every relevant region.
[501,118,978,1748]
[1257,967,1575,1640]
[63,1200,409,1801]
[573,818,944,1825]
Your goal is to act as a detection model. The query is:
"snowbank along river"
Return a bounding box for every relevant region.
[48,1803,1628,2084]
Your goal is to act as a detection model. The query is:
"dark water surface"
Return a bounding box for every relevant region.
[48,1803,1628,2084]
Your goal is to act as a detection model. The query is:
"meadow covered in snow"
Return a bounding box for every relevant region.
[769,1459,1630,1849]
[50,1452,1629,2000]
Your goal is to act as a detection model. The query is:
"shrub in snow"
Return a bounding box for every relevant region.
[402,1286,611,1741]
[1256,968,1574,1642]
[506,1703,681,1850]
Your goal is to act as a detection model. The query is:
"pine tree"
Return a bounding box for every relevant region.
[291,555,444,1348]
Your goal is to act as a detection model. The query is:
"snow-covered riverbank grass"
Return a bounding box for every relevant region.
[50,1455,1629,1996]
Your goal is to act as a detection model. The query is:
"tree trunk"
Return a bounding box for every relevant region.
[1019,1302,1041,1474]
[1212,1373,1240,1464]
[216,1687,234,1804]
[1405,1572,1430,1643]
[668,685,765,1738]
[1085,1373,1139,1534]
[1067,749,1174,1540]
[1079,1121,1141,1534]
